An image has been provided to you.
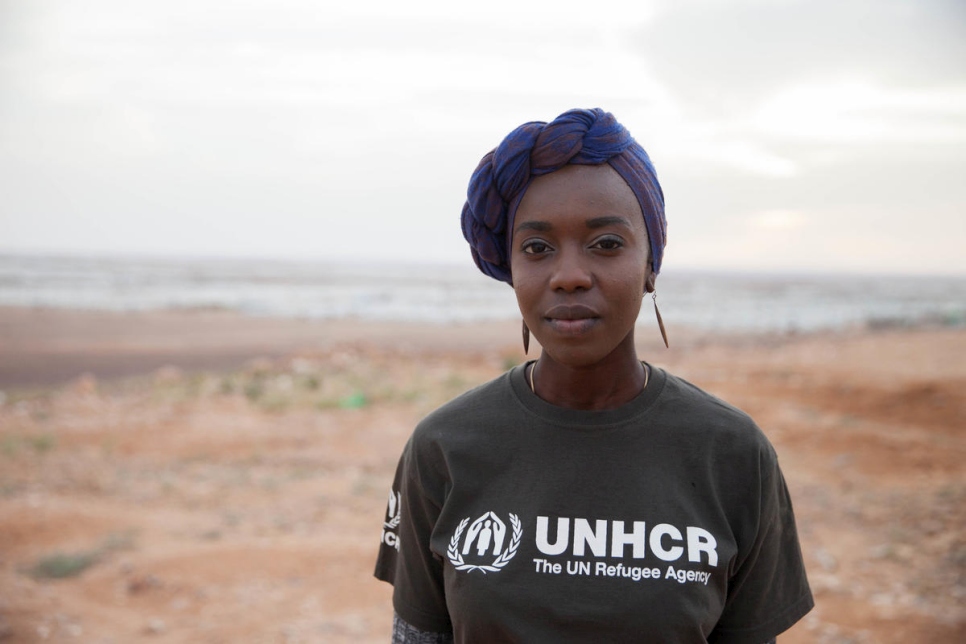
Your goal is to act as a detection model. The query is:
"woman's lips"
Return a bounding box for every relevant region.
[544,304,600,335]
[547,318,599,335]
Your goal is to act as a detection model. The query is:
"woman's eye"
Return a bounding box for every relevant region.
[522,241,551,255]
[593,237,624,251]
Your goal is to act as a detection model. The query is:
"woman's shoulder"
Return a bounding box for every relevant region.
[659,369,751,415]
[657,368,776,457]
[410,367,519,443]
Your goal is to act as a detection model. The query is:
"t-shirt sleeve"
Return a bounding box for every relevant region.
[373,442,406,585]
[373,434,453,633]
[708,446,814,644]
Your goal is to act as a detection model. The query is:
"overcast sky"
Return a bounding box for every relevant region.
[1,0,964,275]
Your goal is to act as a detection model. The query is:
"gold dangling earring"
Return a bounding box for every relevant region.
[522,320,530,355]
[653,292,669,348]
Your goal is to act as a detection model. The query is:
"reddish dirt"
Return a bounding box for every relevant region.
[0,310,963,642]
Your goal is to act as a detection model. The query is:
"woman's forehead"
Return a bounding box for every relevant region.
[516,164,645,222]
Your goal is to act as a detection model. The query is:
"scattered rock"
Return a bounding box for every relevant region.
[70,373,98,396]
[153,365,183,385]
[127,574,162,594]
[814,547,838,572]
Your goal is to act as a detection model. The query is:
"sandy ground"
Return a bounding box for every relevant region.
[0,307,963,643]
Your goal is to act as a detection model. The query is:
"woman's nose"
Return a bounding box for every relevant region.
[548,248,593,292]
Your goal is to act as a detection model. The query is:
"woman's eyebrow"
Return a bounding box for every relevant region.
[515,220,552,233]
[587,216,632,229]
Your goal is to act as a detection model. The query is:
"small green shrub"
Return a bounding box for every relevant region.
[244,380,264,402]
[502,355,520,371]
[28,551,99,579]
[25,531,134,580]
[339,391,367,409]
[29,434,56,453]
[302,375,320,391]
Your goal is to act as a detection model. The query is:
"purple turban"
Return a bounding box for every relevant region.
[460,108,667,285]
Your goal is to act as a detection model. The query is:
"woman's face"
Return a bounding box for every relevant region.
[510,163,653,368]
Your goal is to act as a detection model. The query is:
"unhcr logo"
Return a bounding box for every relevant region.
[381,489,401,550]
[447,511,522,574]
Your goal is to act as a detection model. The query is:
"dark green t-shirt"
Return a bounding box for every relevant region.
[375,364,813,643]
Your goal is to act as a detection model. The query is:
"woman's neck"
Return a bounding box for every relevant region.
[530,348,648,411]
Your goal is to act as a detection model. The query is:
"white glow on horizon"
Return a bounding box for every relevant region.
[1,0,964,275]
[750,210,808,230]
[753,79,966,143]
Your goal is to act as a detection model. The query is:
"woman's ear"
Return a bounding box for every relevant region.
[645,272,657,294]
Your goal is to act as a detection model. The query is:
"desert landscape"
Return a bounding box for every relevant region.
[0,306,963,643]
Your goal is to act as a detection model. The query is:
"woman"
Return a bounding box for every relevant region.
[374,108,813,643]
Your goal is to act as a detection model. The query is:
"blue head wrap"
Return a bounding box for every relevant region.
[460,108,667,285]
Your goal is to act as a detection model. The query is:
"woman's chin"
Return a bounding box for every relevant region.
[533,328,638,370]
[534,345,615,370]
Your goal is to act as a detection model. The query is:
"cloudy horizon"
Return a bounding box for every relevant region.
[2,0,964,276]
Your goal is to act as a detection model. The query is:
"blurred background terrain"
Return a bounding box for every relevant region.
[1,0,964,641]
[0,307,963,642]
